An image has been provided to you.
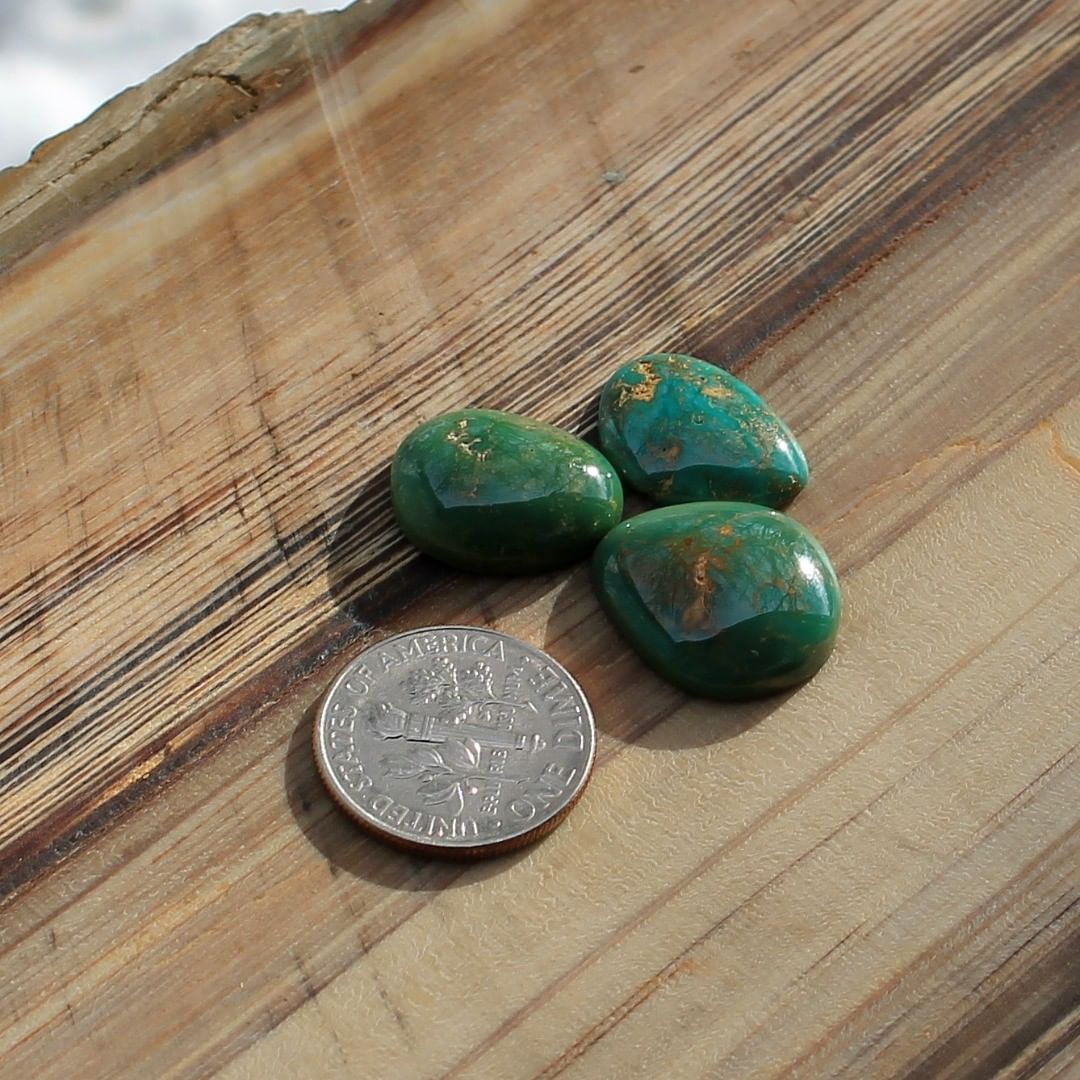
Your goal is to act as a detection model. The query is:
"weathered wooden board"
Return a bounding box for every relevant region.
[0,0,1077,1077]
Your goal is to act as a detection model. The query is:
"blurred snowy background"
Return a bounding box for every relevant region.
[0,0,341,168]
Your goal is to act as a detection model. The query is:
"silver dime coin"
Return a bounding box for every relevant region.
[313,626,596,857]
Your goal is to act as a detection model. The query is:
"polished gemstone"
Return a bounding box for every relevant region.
[593,502,841,699]
[598,353,809,508]
[391,409,623,574]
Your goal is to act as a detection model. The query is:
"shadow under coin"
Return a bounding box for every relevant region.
[284,698,531,891]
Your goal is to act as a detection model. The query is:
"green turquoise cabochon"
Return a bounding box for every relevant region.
[391,409,623,574]
[593,502,841,699]
[598,353,810,508]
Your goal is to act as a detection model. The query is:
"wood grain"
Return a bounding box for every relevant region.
[0,0,1077,1076]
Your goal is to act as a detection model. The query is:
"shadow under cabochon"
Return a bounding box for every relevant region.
[593,502,841,699]
[598,353,809,508]
[391,409,623,574]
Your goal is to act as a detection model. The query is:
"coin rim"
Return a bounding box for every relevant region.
[313,626,597,857]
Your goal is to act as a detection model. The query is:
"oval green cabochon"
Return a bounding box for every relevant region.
[392,409,623,574]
